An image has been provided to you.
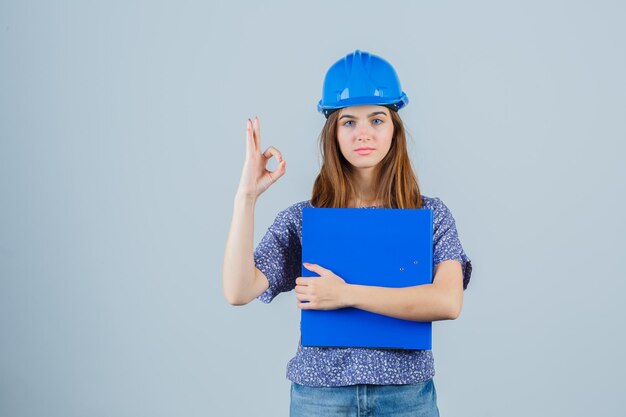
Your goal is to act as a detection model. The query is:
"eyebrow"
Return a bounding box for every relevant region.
[339,111,388,120]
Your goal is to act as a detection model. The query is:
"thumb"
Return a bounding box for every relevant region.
[275,160,287,178]
[267,160,286,183]
[303,262,329,275]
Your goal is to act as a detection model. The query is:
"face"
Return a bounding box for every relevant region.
[336,105,394,171]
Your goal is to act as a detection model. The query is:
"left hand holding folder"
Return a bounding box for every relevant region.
[295,263,349,310]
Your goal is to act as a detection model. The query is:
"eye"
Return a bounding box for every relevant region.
[343,120,354,127]
[372,118,383,125]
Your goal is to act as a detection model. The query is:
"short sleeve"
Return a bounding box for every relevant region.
[432,197,473,290]
[254,208,302,303]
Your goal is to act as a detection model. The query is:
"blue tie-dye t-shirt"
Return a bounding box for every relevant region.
[253,195,472,387]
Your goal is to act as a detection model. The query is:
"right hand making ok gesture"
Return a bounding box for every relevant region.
[236,116,286,198]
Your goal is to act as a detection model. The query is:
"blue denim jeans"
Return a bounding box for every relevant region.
[290,379,440,417]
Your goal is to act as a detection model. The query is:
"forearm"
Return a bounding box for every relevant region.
[222,193,258,305]
[342,283,460,322]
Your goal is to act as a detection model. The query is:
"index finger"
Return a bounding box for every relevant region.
[296,277,311,286]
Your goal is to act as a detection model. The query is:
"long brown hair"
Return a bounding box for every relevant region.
[310,109,422,209]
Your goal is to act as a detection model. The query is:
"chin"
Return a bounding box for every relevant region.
[351,162,380,169]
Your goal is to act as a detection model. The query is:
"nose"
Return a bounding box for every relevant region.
[357,124,372,142]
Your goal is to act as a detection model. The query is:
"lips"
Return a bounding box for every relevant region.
[355,147,374,151]
[355,148,374,155]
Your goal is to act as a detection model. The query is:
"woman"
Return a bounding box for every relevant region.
[223,50,472,416]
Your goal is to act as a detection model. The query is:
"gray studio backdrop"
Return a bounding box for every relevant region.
[1,1,624,416]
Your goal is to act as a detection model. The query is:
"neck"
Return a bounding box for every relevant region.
[351,168,378,207]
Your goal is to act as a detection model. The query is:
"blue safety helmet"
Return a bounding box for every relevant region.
[317,49,409,118]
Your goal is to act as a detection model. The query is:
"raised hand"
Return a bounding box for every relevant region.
[236,116,286,198]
